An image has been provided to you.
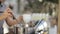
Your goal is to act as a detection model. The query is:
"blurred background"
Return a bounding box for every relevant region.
[3,0,59,34]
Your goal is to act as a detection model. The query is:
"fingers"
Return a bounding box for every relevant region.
[7,8,12,13]
[4,8,13,17]
[4,8,12,13]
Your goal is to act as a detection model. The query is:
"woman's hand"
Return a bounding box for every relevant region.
[0,8,11,20]
[0,8,13,20]
[5,8,13,17]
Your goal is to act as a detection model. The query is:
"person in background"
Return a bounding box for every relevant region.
[49,16,58,34]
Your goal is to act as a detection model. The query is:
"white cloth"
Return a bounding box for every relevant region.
[3,21,9,34]
[36,21,47,31]
[35,20,47,34]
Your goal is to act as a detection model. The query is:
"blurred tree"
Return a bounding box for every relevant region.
[46,0,58,3]
[26,0,58,13]
[20,0,58,13]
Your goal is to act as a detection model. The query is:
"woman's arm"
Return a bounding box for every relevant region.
[6,16,23,26]
[5,8,23,26]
